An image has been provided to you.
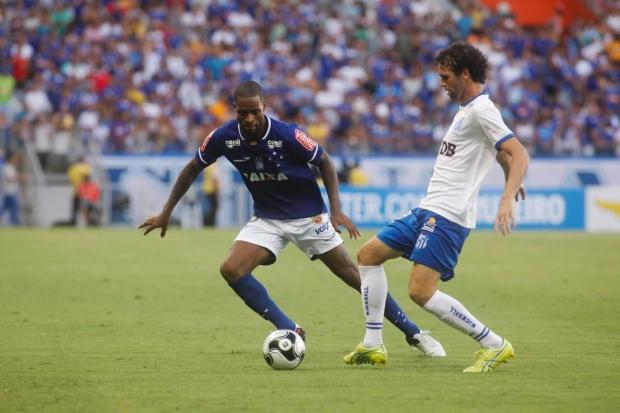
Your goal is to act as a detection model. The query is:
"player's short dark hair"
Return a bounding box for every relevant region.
[234,80,264,101]
[435,42,489,83]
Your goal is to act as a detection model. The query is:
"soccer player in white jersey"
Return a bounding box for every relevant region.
[139,81,444,356]
[344,42,529,372]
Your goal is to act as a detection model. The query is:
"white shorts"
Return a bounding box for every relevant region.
[235,213,343,260]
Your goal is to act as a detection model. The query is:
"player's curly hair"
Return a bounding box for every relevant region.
[435,42,489,84]
[234,80,265,101]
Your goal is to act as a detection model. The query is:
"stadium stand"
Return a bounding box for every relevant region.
[0,0,618,168]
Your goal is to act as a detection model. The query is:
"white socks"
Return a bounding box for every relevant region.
[423,290,503,349]
[359,265,387,347]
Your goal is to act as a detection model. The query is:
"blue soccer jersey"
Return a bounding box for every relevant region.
[195,116,326,220]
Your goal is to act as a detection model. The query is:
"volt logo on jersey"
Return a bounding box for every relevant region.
[267,140,283,149]
[440,141,456,157]
[314,222,330,235]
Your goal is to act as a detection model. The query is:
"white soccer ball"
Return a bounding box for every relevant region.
[262,329,305,370]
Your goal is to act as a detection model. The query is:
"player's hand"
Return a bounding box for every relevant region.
[515,184,526,202]
[494,196,515,236]
[138,213,170,238]
[330,211,361,240]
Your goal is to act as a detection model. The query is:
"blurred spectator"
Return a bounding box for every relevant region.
[0,66,16,109]
[201,164,219,227]
[9,32,33,86]
[0,113,16,154]
[338,157,370,186]
[32,115,53,170]
[0,152,21,226]
[48,109,74,173]
[67,157,92,226]
[77,173,101,227]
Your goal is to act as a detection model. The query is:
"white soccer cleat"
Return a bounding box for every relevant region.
[407,330,446,357]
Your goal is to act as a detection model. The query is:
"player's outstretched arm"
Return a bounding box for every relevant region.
[495,138,529,236]
[316,151,361,240]
[496,150,526,202]
[138,158,204,237]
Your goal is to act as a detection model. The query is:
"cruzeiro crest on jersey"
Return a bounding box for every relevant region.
[254,155,265,170]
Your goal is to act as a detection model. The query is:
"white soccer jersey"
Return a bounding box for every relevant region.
[419,92,513,228]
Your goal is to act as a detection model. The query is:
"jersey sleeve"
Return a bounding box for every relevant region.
[195,128,221,167]
[476,104,514,150]
[290,126,323,165]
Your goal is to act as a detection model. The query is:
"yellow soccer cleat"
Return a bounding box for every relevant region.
[344,343,387,366]
[463,339,515,373]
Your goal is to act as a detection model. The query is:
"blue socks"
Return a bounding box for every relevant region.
[385,293,421,338]
[228,274,296,331]
[228,274,419,339]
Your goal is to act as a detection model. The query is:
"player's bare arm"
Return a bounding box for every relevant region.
[316,151,361,240]
[495,138,530,236]
[496,150,526,202]
[138,158,204,237]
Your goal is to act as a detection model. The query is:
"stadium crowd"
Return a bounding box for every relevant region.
[0,0,619,173]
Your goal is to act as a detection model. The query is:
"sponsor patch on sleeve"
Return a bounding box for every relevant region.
[200,129,216,152]
[294,129,317,151]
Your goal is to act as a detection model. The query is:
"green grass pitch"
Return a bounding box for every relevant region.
[1,228,619,412]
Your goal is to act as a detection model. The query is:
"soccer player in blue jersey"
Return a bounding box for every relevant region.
[344,42,530,372]
[139,80,444,356]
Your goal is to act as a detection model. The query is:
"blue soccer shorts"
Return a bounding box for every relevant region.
[377,208,470,281]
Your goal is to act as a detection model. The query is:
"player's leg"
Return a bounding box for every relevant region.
[220,240,298,331]
[315,243,358,289]
[291,214,421,355]
[221,218,301,334]
[340,237,403,365]
[319,241,424,344]
[352,236,444,358]
[409,262,513,372]
[354,237,398,348]
[407,211,513,371]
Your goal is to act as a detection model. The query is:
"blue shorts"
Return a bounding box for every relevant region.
[377,208,470,281]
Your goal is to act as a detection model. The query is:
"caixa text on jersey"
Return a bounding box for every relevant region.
[242,172,289,182]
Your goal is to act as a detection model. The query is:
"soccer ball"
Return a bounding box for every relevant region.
[262,329,305,370]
